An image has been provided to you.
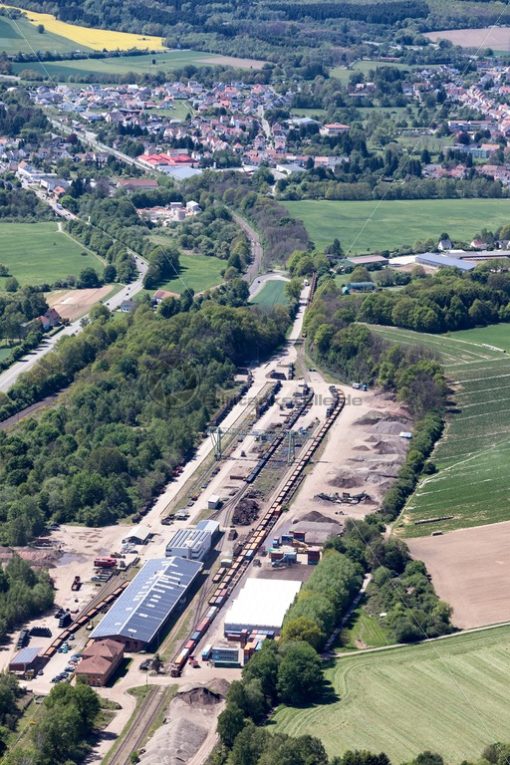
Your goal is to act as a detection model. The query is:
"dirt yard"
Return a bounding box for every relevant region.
[282,386,412,529]
[425,27,510,51]
[201,55,266,69]
[139,681,228,765]
[47,286,113,321]
[408,520,510,629]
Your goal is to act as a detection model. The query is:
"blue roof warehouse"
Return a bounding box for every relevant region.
[90,558,203,651]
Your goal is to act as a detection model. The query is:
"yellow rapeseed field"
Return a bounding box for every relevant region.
[1,4,167,50]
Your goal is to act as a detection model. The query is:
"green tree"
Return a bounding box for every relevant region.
[4,277,19,293]
[277,641,323,705]
[217,703,246,748]
[78,267,101,289]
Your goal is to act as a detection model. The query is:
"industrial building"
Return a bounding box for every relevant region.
[224,578,302,637]
[9,647,42,675]
[415,253,476,272]
[90,557,203,651]
[166,528,212,561]
[75,639,124,686]
[165,520,220,561]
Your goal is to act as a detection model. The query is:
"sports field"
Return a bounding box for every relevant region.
[0,13,84,54]
[251,279,289,307]
[1,4,166,50]
[13,50,265,80]
[152,253,224,295]
[283,199,510,254]
[373,324,510,535]
[0,222,103,286]
[273,625,510,763]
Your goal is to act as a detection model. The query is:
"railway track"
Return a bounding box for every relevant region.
[107,686,166,765]
[170,385,346,674]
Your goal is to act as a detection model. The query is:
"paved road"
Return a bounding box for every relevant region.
[49,118,152,174]
[0,255,148,394]
[249,271,289,298]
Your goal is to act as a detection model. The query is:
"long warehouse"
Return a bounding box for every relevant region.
[90,558,203,651]
[224,578,302,637]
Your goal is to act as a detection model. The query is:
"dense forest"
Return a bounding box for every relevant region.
[0,554,54,642]
[0,299,289,543]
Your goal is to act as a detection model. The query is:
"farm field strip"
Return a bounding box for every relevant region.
[273,625,510,763]
[0,12,84,53]
[0,4,166,50]
[284,199,510,254]
[372,324,510,534]
[12,51,266,80]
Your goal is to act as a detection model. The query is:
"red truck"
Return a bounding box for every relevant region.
[94,558,117,569]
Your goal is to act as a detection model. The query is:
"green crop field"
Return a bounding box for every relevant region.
[0,222,102,286]
[283,199,510,254]
[273,626,510,763]
[251,279,289,307]
[0,14,88,54]
[150,253,224,295]
[13,50,264,80]
[373,323,510,535]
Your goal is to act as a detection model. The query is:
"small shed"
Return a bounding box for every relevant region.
[207,495,221,510]
[122,524,152,545]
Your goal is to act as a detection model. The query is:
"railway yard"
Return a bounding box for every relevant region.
[1,285,413,765]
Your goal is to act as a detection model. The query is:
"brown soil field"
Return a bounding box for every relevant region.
[201,55,266,69]
[407,520,510,629]
[47,285,113,321]
[426,27,510,51]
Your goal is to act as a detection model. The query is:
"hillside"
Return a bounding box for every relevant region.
[8,0,510,62]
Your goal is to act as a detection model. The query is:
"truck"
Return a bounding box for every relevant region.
[94,557,116,569]
[71,576,81,591]
[58,612,72,629]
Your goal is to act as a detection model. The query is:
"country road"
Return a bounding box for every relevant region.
[0,254,148,394]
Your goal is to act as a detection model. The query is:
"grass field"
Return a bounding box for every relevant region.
[0,12,85,54]
[150,253,224,295]
[331,58,410,83]
[283,199,510,254]
[273,625,510,763]
[338,604,392,651]
[13,50,264,80]
[0,222,103,286]
[251,279,289,307]
[147,101,193,120]
[373,323,510,535]
[1,4,165,50]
